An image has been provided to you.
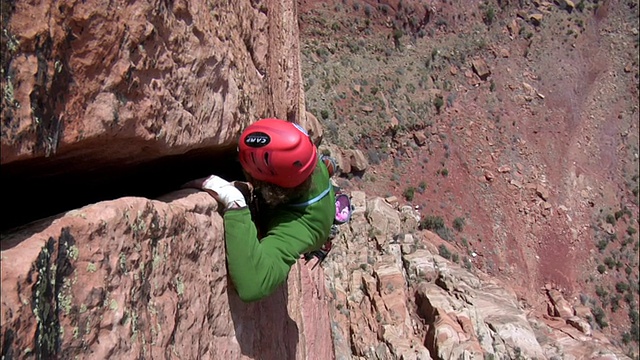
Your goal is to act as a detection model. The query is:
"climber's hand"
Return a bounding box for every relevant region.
[183,175,247,210]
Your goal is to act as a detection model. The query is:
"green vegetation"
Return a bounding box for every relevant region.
[589,207,639,352]
[606,213,616,225]
[483,6,496,25]
[438,244,452,260]
[597,264,606,274]
[596,238,609,252]
[418,181,427,193]
[420,215,454,241]
[403,186,416,201]
[434,96,444,113]
[596,284,608,299]
[420,215,445,231]
[453,217,465,232]
[616,282,630,293]
[592,306,609,328]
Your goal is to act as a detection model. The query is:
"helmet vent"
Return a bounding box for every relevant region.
[250,152,263,173]
[264,153,277,175]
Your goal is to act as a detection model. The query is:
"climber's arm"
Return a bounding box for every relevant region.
[223,208,315,302]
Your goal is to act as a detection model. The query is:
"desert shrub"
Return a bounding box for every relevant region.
[611,294,622,312]
[604,257,616,269]
[418,181,427,191]
[420,215,445,231]
[630,309,639,324]
[316,47,330,59]
[463,257,473,271]
[483,6,496,25]
[592,306,608,328]
[616,282,630,293]
[597,264,606,274]
[453,217,465,232]
[627,226,637,236]
[434,96,444,113]
[579,293,590,305]
[403,186,416,201]
[364,4,372,17]
[320,109,330,120]
[367,149,381,165]
[378,4,390,14]
[596,285,608,299]
[436,226,454,241]
[420,215,454,240]
[393,28,404,41]
[606,213,616,225]
[627,319,639,345]
[446,93,456,107]
[596,239,608,252]
[438,244,452,260]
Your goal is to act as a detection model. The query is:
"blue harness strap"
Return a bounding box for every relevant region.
[289,182,332,207]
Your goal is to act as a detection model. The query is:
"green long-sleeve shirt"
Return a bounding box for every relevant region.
[223,160,335,302]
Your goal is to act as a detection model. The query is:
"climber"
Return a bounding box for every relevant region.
[184,118,336,302]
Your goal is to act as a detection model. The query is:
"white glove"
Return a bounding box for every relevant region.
[201,175,247,210]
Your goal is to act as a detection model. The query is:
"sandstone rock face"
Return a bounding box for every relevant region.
[2,0,306,173]
[1,190,332,359]
[1,1,635,359]
[322,191,632,360]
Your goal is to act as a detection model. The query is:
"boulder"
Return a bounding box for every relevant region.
[471,58,491,80]
[547,289,574,318]
[366,197,402,240]
[344,149,369,173]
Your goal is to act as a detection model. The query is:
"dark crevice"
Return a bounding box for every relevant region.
[1,328,14,360]
[1,147,246,233]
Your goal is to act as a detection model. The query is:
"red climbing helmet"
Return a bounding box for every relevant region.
[238,118,317,188]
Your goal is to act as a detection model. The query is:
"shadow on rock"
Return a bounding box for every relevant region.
[0,215,62,250]
[228,281,299,360]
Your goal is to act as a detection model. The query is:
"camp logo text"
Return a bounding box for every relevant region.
[244,132,271,147]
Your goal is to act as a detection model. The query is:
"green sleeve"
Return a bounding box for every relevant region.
[223,208,317,302]
[222,160,335,302]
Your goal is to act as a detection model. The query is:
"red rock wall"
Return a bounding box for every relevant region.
[1,0,305,172]
[1,190,333,359]
[0,1,334,358]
